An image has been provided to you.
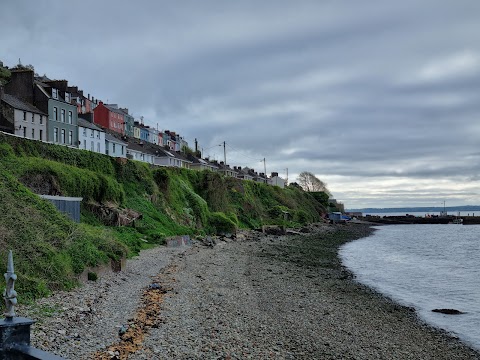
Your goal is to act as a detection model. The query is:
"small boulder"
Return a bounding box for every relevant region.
[432,308,465,315]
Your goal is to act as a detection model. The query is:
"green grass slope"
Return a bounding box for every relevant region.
[0,133,327,300]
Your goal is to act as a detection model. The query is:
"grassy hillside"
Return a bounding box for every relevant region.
[0,133,327,301]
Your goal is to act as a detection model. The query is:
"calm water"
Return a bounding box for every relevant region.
[339,225,480,351]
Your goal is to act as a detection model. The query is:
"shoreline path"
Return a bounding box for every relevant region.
[21,224,480,359]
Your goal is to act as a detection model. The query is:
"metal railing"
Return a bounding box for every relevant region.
[0,251,65,360]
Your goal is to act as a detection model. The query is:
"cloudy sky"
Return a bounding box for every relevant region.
[1,1,480,209]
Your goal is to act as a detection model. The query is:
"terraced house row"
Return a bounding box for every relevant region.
[0,67,286,188]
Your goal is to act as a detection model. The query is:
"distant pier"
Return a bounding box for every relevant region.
[360,215,480,225]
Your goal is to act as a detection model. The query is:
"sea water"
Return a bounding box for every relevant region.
[339,224,480,351]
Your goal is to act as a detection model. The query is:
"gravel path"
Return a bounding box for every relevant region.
[18,245,187,359]
[18,224,480,359]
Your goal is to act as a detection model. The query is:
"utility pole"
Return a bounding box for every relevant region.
[263,158,267,183]
[223,141,226,165]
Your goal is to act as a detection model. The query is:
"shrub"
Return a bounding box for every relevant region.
[207,212,237,235]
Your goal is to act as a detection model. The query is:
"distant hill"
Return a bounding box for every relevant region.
[347,206,480,214]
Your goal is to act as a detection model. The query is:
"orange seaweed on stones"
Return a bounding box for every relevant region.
[91,265,176,360]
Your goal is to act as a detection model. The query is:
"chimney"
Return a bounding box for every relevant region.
[45,80,68,91]
[271,172,278,177]
[220,161,224,165]
[5,68,34,104]
[195,138,198,152]
[99,101,103,105]
[88,93,90,100]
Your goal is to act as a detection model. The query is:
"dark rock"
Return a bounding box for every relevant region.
[431,308,465,315]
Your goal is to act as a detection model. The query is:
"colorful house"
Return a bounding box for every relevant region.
[121,108,134,137]
[93,102,125,135]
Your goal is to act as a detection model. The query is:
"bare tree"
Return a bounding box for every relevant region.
[297,171,330,194]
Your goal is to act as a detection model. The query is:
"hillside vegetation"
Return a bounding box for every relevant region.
[0,133,327,301]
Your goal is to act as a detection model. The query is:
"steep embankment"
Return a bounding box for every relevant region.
[0,133,327,300]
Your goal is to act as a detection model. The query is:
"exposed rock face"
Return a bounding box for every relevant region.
[85,202,142,226]
[20,173,62,195]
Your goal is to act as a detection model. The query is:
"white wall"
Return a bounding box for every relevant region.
[13,109,47,142]
[78,126,106,154]
[106,140,126,158]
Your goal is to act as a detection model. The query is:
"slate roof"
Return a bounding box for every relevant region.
[78,118,103,131]
[105,132,127,145]
[104,104,127,116]
[1,93,47,115]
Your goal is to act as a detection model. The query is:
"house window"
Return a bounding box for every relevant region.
[32,128,34,139]
[53,107,58,121]
[83,128,86,136]
[31,113,34,123]
[97,142,100,153]
[112,143,116,154]
[52,88,58,99]
[61,129,65,144]
[23,127,26,138]
[121,146,124,155]
[39,129,43,141]
[91,141,94,151]
[61,109,66,122]
[91,129,94,138]
[96,131,100,139]
[23,112,26,121]
[68,111,72,124]
[54,128,59,142]
[69,131,73,145]
[65,93,70,102]
[40,116,43,124]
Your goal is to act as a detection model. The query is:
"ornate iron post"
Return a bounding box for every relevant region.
[0,251,65,359]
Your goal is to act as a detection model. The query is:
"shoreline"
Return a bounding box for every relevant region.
[18,223,480,359]
[132,223,480,359]
[337,224,480,355]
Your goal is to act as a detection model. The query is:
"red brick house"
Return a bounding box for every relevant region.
[93,101,125,134]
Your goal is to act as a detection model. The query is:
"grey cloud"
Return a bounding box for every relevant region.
[2,0,480,207]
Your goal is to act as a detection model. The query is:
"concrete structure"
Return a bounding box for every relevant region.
[39,195,83,223]
[78,117,105,154]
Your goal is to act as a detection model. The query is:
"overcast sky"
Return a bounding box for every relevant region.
[1,1,480,209]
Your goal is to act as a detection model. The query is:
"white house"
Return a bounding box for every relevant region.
[147,127,159,146]
[126,142,155,164]
[189,156,219,171]
[78,118,105,154]
[153,149,192,168]
[105,133,127,158]
[268,172,286,188]
[0,93,47,142]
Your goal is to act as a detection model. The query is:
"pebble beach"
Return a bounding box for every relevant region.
[19,223,480,359]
